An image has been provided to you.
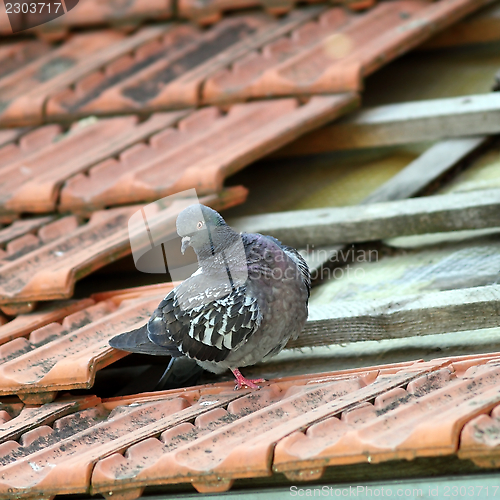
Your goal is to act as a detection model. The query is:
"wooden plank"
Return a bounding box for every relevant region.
[309,238,500,306]
[230,188,500,248]
[274,93,500,156]
[362,137,487,203]
[299,137,487,271]
[290,284,500,348]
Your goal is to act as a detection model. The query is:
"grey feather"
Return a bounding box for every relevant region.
[109,324,181,357]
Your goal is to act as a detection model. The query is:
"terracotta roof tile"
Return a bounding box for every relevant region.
[45,11,317,118]
[0,302,37,317]
[0,217,54,247]
[0,25,191,127]
[1,354,496,498]
[0,95,352,216]
[0,187,245,310]
[0,288,174,404]
[178,0,318,24]
[94,372,425,495]
[0,298,94,344]
[0,129,28,150]
[179,0,377,25]
[459,400,500,468]
[46,23,204,118]
[59,94,356,212]
[0,113,187,215]
[446,353,500,377]
[423,1,500,49]
[34,0,172,37]
[90,282,182,304]
[0,389,244,498]
[0,1,490,126]
[0,0,361,36]
[0,40,52,79]
[0,126,61,170]
[203,6,360,102]
[203,0,493,103]
[274,361,500,478]
[0,1,173,38]
[0,31,126,127]
[0,395,100,444]
[0,283,181,402]
[16,0,486,123]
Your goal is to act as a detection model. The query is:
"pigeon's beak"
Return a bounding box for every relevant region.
[181,236,191,255]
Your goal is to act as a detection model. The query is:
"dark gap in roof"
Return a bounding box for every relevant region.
[363,40,500,107]
[72,254,170,299]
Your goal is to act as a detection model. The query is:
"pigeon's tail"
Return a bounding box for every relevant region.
[109,324,182,357]
[156,357,205,390]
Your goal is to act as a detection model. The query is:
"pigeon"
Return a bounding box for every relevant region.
[109,204,310,389]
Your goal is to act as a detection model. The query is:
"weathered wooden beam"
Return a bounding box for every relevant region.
[274,93,500,156]
[290,284,500,348]
[230,188,500,248]
[361,136,487,203]
[298,137,487,271]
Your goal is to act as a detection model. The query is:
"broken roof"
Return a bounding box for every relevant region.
[1,0,500,497]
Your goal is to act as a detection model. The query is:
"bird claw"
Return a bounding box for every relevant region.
[234,378,265,390]
[231,368,265,390]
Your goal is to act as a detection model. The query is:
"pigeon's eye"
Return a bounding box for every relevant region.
[196,221,204,230]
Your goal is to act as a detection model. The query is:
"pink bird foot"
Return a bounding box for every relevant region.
[231,368,265,390]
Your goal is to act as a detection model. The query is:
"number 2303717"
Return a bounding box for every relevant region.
[5,3,62,14]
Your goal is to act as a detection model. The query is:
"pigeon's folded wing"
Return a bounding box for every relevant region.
[148,285,262,363]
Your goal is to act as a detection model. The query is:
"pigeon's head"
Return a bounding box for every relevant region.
[176,204,230,256]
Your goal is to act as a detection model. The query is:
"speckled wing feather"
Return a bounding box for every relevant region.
[147,282,262,363]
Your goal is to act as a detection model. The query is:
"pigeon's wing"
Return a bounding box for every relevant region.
[148,284,262,363]
[109,323,183,357]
